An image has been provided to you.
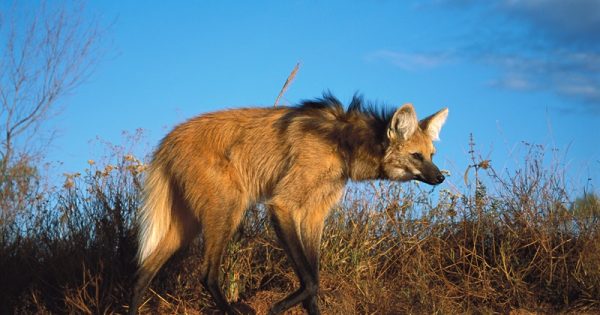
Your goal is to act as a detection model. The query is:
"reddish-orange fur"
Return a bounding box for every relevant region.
[130,94,448,315]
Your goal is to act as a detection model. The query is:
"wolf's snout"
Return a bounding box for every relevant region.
[436,174,445,184]
[427,173,445,185]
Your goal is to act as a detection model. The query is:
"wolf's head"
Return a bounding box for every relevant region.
[383,104,448,185]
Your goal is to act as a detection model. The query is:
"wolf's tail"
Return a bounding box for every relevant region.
[136,164,173,264]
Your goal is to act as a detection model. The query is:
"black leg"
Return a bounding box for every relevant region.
[268,214,321,315]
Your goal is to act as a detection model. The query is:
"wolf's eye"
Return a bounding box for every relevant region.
[411,153,424,161]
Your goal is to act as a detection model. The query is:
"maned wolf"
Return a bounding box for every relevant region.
[130,94,448,315]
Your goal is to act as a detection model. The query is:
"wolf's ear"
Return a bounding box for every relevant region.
[420,108,448,141]
[388,103,418,141]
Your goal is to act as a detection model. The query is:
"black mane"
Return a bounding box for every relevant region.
[293,92,394,125]
[275,93,394,178]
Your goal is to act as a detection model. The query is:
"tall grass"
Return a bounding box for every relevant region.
[0,139,598,314]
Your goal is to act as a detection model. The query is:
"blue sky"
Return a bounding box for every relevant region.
[10,1,600,195]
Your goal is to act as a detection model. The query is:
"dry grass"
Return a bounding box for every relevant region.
[0,139,599,314]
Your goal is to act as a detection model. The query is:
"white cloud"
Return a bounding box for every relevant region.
[489,75,535,91]
[430,0,600,112]
[482,51,600,107]
[366,50,451,71]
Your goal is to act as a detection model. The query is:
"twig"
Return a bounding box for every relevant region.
[274,62,300,107]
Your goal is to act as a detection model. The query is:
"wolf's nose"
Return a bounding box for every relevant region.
[436,174,445,183]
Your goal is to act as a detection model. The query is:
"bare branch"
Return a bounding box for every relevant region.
[0,1,104,168]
